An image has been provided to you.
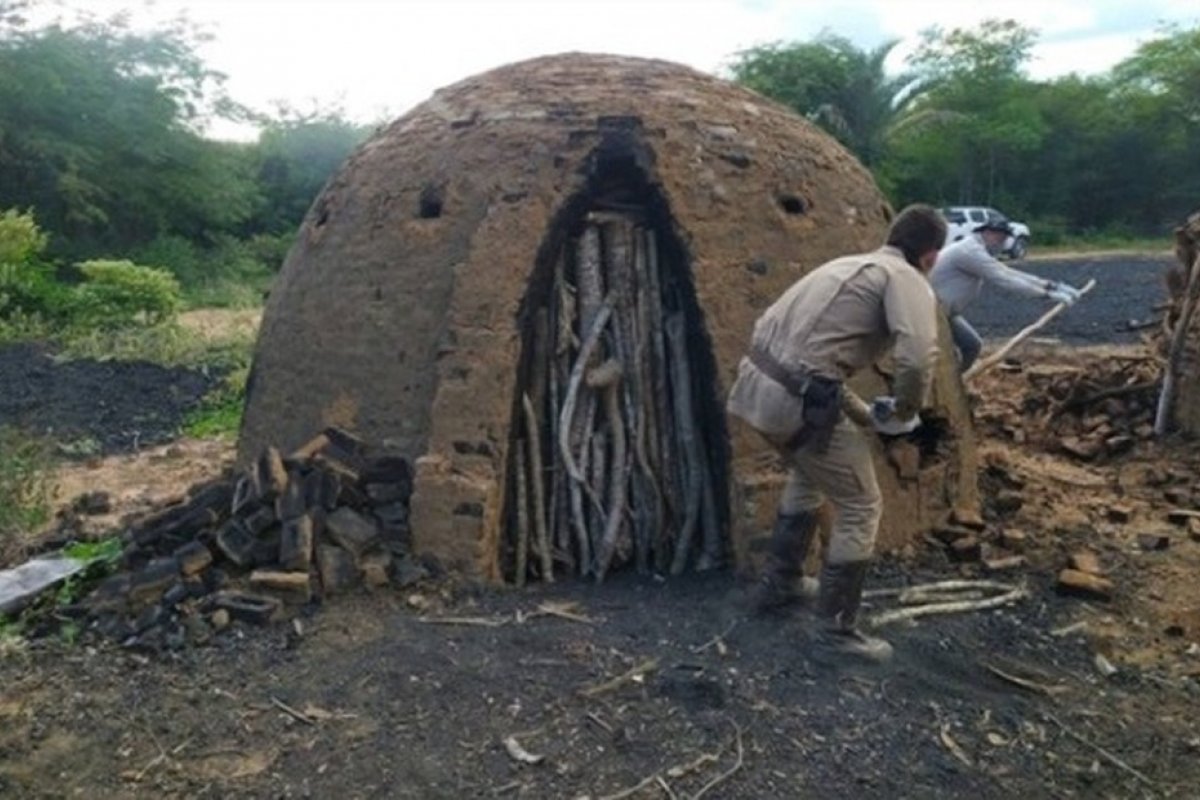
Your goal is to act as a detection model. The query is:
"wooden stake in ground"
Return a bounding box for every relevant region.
[513,441,529,587]
[666,312,703,575]
[1155,251,1200,435]
[964,279,1097,382]
[590,359,628,582]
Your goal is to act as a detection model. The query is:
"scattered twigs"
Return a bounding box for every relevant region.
[691,620,737,654]
[270,696,316,726]
[596,721,743,800]
[522,600,594,624]
[984,662,1067,697]
[578,658,660,698]
[965,279,1097,382]
[418,615,508,628]
[1053,380,1158,418]
[502,735,545,765]
[691,723,745,800]
[867,581,1028,627]
[1045,712,1158,792]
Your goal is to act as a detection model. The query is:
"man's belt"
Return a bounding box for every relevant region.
[748,345,843,453]
[749,345,812,398]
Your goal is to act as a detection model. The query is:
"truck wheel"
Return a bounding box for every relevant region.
[1009,236,1029,260]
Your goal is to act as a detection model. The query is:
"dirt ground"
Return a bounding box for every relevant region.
[5,272,1200,798]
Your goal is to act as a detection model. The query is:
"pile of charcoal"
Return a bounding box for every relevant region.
[80,427,427,650]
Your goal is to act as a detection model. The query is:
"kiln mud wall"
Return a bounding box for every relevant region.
[239,54,978,580]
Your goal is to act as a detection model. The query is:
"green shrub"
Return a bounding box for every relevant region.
[0,426,57,557]
[0,208,47,266]
[71,259,182,328]
[183,364,248,438]
[131,234,275,308]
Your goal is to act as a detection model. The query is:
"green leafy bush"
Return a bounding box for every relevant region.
[0,208,48,266]
[0,426,57,557]
[184,364,248,438]
[71,259,182,328]
[131,234,275,308]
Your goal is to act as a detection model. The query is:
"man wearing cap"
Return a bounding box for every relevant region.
[931,213,1082,372]
[726,204,946,663]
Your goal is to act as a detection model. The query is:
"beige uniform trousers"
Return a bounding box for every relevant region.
[768,416,882,565]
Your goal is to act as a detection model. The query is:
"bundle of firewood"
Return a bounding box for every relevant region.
[506,211,723,584]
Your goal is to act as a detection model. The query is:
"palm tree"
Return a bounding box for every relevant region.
[729,35,925,167]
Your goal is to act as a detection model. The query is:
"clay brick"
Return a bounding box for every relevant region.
[999,529,1028,551]
[279,514,315,572]
[1057,569,1113,600]
[1069,550,1103,575]
[326,508,380,558]
[317,546,359,595]
[1167,508,1200,526]
[948,536,982,562]
[1106,504,1134,523]
[1136,532,1170,551]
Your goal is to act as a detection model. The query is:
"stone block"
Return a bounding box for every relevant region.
[1057,569,1113,600]
[174,541,214,576]
[326,507,380,558]
[279,514,315,572]
[317,545,359,595]
[215,520,256,568]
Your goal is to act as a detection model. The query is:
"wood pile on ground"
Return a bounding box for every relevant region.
[507,211,725,585]
[976,354,1161,461]
[78,427,424,651]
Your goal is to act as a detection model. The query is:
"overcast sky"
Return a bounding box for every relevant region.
[49,0,1200,140]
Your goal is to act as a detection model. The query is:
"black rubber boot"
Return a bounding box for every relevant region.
[815,560,893,663]
[751,510,818,614]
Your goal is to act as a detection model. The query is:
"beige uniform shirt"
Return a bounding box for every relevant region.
[726,245,939,437]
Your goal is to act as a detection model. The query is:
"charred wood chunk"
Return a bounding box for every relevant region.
[254,446,289,501]
[289,432,332,462]
[279,514,315,572]
[252,526,281,566]
[212,591,283,625]
[323,426,370,461]
[363,455,412,489]
[303,467,341,511]
[317,545,359,595]
[249,570,313,604]
[275,469,307,521]
[215,520,257,569]
[174,541,214,577]
[128,557,182,605]
[360,551,393,587]
[242,505,277,537]
[231,475,256,516]
[365,481,408,506]
[326,508,381,559]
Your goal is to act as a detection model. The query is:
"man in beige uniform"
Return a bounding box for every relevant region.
[727,204,945,662]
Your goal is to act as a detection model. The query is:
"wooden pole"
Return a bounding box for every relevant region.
[1155,254,1200,435]
[964,279,1097,382]
[514,441,529,587]
[666,312,703,575]
[522,393,553,582]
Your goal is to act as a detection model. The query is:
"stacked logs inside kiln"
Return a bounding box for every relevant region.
[506,211,725,584]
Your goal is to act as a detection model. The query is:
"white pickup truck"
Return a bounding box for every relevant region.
[940,206,1031,260]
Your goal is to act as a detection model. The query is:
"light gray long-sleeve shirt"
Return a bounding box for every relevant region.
[930,234,1052,316]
